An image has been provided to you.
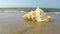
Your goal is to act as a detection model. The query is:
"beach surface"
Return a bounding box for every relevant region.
[0,12,60,34]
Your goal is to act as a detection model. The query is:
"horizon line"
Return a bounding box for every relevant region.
[0,7,60,9]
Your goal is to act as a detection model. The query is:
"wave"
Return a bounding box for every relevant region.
[0,10,25,13]
[46,12,60,14]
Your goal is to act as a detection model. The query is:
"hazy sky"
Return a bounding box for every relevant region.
[0,0,60,8]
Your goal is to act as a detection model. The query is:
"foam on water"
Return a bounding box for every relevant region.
[0,10,25,13]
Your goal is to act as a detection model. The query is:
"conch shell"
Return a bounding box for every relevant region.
[23,7,51,22]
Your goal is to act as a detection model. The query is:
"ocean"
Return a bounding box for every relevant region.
[0,8,60,12]
[0,8,60,34]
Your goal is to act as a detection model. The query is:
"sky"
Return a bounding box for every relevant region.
[0,0,60,8]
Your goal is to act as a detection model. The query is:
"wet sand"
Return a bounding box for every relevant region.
[0,12,60,34]
[0,12,29,34]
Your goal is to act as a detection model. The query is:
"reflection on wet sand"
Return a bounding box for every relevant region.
[23,20,47,34]
[13,20,51,34]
